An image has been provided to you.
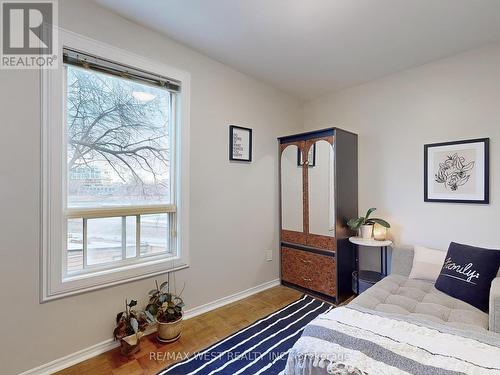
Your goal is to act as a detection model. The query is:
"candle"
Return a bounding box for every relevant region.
[373,223,387,241]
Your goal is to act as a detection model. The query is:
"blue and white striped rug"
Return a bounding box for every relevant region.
[159,295,333,375]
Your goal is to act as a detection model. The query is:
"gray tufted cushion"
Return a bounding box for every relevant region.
[491,277,500,333]
[350,274,489,332]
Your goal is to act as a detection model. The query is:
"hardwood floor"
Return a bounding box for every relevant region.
[56,286,302,375]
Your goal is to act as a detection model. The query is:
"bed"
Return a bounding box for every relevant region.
[285,247,500,374]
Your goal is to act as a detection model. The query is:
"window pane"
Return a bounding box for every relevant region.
[140,214,169,255]
[87,217,123,265]
[66,65,172,208]
[126,216,137,258]
[67,218,83,273]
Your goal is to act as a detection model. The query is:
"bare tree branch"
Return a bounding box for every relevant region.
[66,67,170,197]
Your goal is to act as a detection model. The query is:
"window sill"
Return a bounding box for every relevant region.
[42,257,189,302]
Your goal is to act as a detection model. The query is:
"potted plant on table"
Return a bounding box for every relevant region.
[347,208,390,239]
[113,299,154,355]
[146,280,185,343]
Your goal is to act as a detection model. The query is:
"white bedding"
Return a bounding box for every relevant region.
[285,306,500,375]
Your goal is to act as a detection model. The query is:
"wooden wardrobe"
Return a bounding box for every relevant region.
[278,128,358,304]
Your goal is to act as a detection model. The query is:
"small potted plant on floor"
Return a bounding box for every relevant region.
[347,208,390,239]
[146,279,185,343]
[113,299,154,355]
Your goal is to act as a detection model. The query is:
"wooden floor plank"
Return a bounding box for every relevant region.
[55,285,302,375]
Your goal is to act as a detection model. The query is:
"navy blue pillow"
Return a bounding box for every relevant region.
[435,242,500,312]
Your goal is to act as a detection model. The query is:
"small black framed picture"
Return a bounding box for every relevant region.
[297,144,316,167]
[229,125,252,162]
[424,138,489,204]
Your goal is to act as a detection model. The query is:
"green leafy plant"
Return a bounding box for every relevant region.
[146,280,185,323]
[113,299,154,341]
[347,208,390,231]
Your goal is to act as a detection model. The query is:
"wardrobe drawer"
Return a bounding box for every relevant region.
[281,247,336,297]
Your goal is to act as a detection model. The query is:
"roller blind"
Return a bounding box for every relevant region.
[63,47,181,92]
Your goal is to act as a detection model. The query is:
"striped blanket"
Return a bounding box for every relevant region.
[286,306,500,375]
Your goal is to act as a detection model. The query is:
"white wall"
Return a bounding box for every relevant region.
[0,1,301,373]
[304,45,500,255]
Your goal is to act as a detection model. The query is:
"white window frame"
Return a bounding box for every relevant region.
[40,29,190,302]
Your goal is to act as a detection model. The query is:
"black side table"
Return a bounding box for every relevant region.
[349,237,392,294]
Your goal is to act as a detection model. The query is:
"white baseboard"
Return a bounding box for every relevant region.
[18,339,119,375]
[19,278,281,375]
[184,278,280,319]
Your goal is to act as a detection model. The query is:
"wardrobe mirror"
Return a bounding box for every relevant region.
[308,140,335,237]
[281,144,303,232]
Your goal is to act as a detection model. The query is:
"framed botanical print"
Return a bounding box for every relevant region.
[229,125,252,162]
[424,138,489,203]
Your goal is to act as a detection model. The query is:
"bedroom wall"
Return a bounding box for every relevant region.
[0,1,301,373]
[303,45,500,258]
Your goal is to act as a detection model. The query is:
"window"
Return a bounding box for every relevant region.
[64,62,176,276]
[41,31,190,301]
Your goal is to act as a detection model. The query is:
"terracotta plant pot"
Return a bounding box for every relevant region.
[120,332,143,355]
[360,224,373,239]
[157,314,183,343]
